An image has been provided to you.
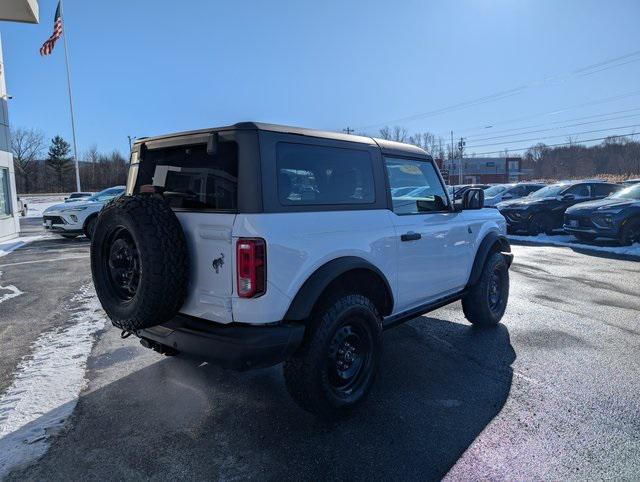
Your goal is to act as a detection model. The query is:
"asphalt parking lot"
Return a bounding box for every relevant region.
[1,219,639,480]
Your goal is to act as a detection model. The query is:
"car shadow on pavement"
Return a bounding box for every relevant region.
[7,317,515,481]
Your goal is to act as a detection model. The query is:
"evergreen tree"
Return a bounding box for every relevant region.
[46,135,72,192]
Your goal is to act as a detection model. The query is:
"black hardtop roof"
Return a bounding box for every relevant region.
[134,122,429,158]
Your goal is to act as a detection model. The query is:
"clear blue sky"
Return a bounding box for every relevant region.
[1,0,640,157]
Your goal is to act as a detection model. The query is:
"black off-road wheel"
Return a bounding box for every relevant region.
[619,218,640,246]
[283,294,382,419]
[91,195,189,331]
[528,213,553,236]
[462,252,509,327]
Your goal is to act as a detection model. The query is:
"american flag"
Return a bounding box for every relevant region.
[40,2,63,56]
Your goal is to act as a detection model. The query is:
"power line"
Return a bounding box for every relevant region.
[356,50,640,131]
[466,123,640,149]
[466,112,640,143]
[439,89,640,138]
[463,106,640,139]
[572,49,640,74]
[469,132,638,156]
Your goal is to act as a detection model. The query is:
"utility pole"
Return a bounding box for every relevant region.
[343,127,355,135]
[450,130,454,184]
[458,137,465,184]
[127,135,135,152]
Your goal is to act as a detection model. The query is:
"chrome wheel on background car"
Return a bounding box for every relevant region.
[528,213,553,236]
[620,218,640,246]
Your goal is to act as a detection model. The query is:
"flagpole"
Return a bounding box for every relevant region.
[59,0,81,192]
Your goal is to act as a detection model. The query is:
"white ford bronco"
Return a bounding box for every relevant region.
[91,122,512,418]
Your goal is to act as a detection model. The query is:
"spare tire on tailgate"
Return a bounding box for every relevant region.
[91,195,189,331]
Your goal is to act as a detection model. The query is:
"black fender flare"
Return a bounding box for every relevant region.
[284,256,393,321]
[466,232,512,288]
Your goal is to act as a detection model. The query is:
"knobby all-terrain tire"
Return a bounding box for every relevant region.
[462,251,509,327]
[283,294,383,419]
[84,215,98,240]
[619,218,640,246]
[91,195,189,331]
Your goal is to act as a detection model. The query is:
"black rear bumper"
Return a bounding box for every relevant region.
[137,315,305,371]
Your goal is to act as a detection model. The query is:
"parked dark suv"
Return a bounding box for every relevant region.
[497,180,621,235]
[564,183,640,245]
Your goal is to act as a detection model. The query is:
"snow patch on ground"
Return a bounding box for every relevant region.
[0,271,23,305]
[0,236,43,258]
[18,196,66,218]
[0,285,107,478]
[508,234,640,258]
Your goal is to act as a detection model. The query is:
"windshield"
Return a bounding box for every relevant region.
[611,184,640,200]
[484,185,513,197]
[87,187,124,202]
[528,184,569,199]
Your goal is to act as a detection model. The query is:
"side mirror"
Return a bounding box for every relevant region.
[502,192,514,200]
[561,193,576,201]
[455,188,484,210]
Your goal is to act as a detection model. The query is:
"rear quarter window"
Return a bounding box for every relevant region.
[276,143,375,206]
[135,141,238,211]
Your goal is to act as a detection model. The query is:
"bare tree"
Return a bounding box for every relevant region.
[84,144,100,190]
[379,126,408,142]
[11,127,45,192]
[393,126,408,143]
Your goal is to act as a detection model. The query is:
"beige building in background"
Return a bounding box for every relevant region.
[0,0,38,241]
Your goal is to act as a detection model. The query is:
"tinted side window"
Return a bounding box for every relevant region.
[385,157,449,215]
[510,185,527,197]
[135,142,238,211]
[593,184,619,197]
[566,184,590,198]
[276,143,375,206]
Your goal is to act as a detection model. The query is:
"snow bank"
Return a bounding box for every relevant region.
[508,234,640,258]
[0,285,107,477]
[0,236,43,258]
[18,196,66,219]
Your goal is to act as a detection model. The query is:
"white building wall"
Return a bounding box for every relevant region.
[0,34,20,242]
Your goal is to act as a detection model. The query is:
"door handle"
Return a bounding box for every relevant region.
[401,232,421,242]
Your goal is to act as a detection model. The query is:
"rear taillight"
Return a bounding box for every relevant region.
[236,238,266,298]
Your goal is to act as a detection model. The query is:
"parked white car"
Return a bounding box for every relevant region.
[483,183,545,207]
[43,186,125,239]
